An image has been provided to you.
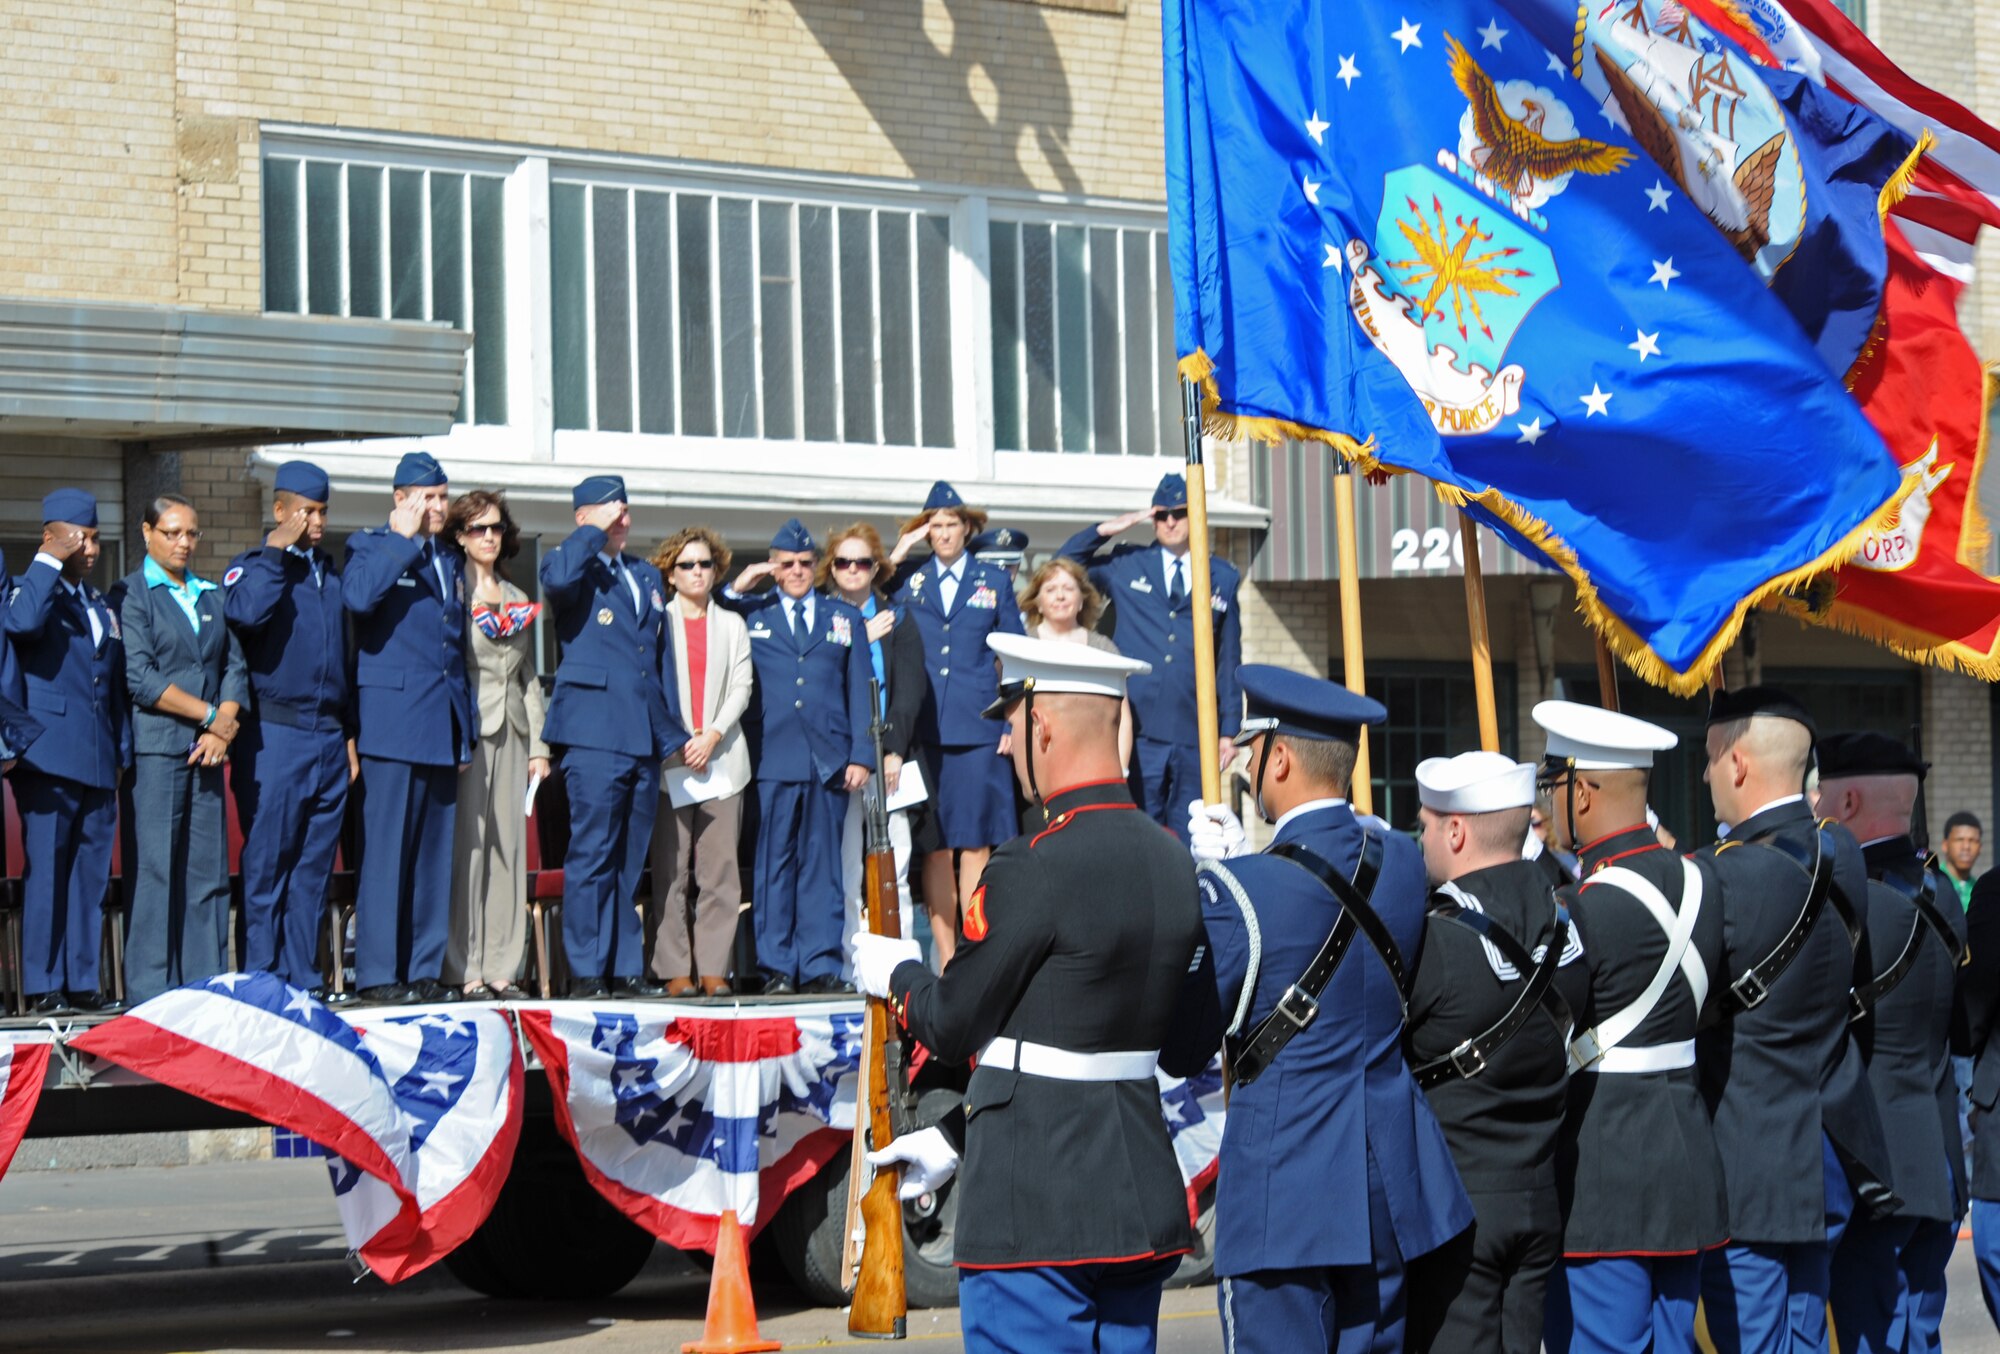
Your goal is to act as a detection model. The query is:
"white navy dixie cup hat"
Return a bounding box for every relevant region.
[1531,699,1678,770]
[982,632,1151,719]
[1415,751,1537,813]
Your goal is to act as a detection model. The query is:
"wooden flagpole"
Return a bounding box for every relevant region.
[1332,460,1375,815]
[1181,377,1224,804]
[1594,633,1622,712]
[1459,513,1501,753]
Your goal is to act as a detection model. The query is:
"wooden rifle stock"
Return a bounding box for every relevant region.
[849,680,907,1339]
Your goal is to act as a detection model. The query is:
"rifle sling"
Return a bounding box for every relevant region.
[1718,826,1837,1014]
[1410,899,1574,1089]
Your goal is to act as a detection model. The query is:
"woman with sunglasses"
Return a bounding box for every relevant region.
[819,522,931,978]
[646,526,753,997]
[442,490,548,1000]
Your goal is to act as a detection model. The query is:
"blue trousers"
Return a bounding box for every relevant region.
[124,756,230,1004]
[1544,1254,1701,1354]
[752,778,846,984]
[1700,1133,1847,1354]
[960,1257,1177,1354]
[559,748,656,982]
[1829,1214,1953,1354]
[1220,1156,1406,1354]
[233,722,349,989]
[355,756,455,989]
[1131,736,1200,843]
[13,768,114,997]
[1973,1198,2000,1335]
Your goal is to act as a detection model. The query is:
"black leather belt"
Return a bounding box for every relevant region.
[1851,865,1965,1021]
[1717,826,1837,1014]
[1410,897,1574,1089]
[1226,833,1394,1087]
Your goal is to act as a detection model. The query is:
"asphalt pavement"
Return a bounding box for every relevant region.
[1,1159,1996,1352]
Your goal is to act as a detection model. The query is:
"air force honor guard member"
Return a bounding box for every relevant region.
[1697,687,1894,1354]
[1530,701,1727,1354]
[725,519,873,995]
[539,475,687,999]
[223,460,353,996]
[5,490,129,1016]
[1183,667,1471,1354]
[1402,751,1585,1354]
[1060,473,1242,840]
[854,633,1208,1354]
[1817,732,1966,1354]
[342,451,475,1004]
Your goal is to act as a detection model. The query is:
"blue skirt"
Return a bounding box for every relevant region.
[923,740,1018,848]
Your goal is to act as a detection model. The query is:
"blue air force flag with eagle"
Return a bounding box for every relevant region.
[1164,0,1906,690]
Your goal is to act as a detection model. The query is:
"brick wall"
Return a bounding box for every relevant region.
[1922,667,1993,868]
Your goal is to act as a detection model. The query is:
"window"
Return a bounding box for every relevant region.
[988,218,1175,456]
[262,155,508,426]
[549,183,954,446]
[1364,663,1520,832]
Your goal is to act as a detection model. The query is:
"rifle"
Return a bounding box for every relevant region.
[848,677,907,1339]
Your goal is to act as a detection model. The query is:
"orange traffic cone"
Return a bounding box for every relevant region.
[681,1209,782,1354]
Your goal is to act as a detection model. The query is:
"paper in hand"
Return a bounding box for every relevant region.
[524,772,544,818]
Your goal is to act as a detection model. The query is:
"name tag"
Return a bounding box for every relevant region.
[749,625,772,640]
[396,577,418,588]
[1129,577,1153,594]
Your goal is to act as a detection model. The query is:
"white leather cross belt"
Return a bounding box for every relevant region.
[1573,1038,1696,1075]
[978,1037,1159,1082]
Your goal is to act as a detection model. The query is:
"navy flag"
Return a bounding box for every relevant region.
[1164,0,1906,691]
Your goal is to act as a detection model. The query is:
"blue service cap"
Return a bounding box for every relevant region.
[1237,664,1386,743]
[392,451,448,488]
[572,474,627,509]
[273,460,330,502]
[969,527,1029,558]
[922,480,966,513]
[41,488,97,528]
[770,517,816,553]
[1152,473,1189,509]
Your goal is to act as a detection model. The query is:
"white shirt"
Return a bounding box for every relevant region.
[1272,796,1349,838]
[1742,793,1806,825]
[936,556,965,613]
[287,544,322,587]
[34,555,102,645]
[781,592,814,636]
[1160,546,1190,601]
[598,551,642,613]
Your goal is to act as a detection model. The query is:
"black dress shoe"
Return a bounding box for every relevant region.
[568,980,611,1000]
[309,986,355,1006]
[356,983,417,1005]
[27,991,78,1017]
[68,991,124,1014]
[761,975,797,997]
[412,981,463,1004]
[799,975,855,996]
[612,976,668,998]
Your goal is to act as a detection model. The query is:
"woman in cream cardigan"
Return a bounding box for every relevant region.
[648,525,755,996]
[445,491,550,999]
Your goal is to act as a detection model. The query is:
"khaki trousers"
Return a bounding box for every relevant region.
[445,724,528,987]
[647,789,744,982]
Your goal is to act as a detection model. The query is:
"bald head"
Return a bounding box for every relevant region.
[1817,772,1919,844]
[1004,690,1124,800]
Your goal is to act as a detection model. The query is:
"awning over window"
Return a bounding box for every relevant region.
[0,298,469,442]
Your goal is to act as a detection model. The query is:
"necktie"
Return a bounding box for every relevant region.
[786,598,800,641]
[1169,559,1187,611]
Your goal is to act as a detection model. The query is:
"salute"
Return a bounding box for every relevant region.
[1403,751,1584,1354]
[1696,687,1893,1353]
[1532,701,1727,1354]
[1060,473,1241,840]
[538,475,687,999]
[1818,732,1966,1352]
[341,452,474,1004]
[5,490,129,1016]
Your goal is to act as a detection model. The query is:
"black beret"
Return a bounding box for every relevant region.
[1817,730,1927,780]
[1706,685,1817,738]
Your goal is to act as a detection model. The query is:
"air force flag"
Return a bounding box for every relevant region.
[1165,0,1905,690]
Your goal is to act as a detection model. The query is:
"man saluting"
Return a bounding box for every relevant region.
[854,633,1210,1353]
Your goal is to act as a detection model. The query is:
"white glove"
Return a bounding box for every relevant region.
[1186,799,1248,863]
[852,933,922,998]
[865,1124,960,1200]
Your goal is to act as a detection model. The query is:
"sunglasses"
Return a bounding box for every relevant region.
[833,556,876,570]
[774,559,816,572]
[674,559,715,571]
[1153,507,1189,523]
[462,522,505,537]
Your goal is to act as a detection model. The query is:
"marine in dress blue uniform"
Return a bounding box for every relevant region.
[721,519,873,994]
[223,461,353,995]
[1531,701,1729,1354]
[341,452,475,1003]
[1059,473,1241,841]
[1184,667,1471,1354]
[538,475,688,998]
[854,634,1208,1354]
[4,490,130,1015]
[1818,733,1966,1354]
[1695,687,1895,1354]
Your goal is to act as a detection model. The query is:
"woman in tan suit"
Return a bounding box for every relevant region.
[648,526,754,996]
[445,491,550,998]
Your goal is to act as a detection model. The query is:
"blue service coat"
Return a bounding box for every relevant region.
[222,545,350,733]
[1193,802,1471,1274]
[1058,528,1242,741]
[537,525,687,760]
[722,589,873,786]
[112,569,250,757]
[0,552,43,761]
[891,555,1025,748]
[340,528,473,767]
[4,557,130,789]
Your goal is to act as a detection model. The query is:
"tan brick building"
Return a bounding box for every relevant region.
[1,0,1994,857]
